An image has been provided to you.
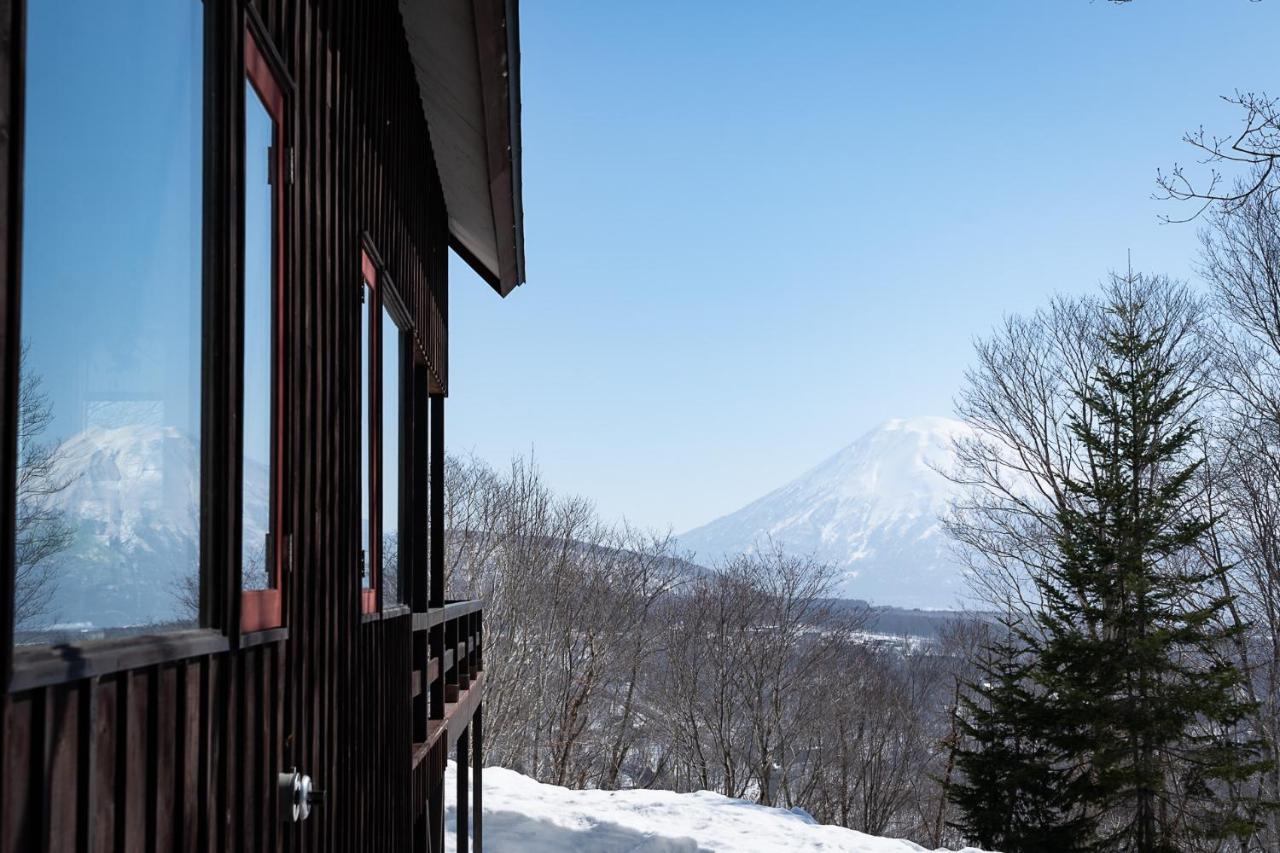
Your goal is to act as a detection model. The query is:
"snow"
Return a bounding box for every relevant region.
[677,416,975,609]
[443,762,993,853]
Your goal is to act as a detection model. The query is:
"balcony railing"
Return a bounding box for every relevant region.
[412,599,484,851]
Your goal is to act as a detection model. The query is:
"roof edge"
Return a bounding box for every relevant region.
[469,0,525,296]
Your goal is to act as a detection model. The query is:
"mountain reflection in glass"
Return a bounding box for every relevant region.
[14,1,203,641]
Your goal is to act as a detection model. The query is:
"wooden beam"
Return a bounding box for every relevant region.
[8,632,232,694]
[445,672,485,745]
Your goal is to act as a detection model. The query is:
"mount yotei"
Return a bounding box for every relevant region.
[678,417,972,609]
[19,424,268,633]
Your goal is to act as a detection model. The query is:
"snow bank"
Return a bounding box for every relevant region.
[443,762,992,853]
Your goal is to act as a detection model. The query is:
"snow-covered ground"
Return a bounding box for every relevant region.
[444,762,992,853]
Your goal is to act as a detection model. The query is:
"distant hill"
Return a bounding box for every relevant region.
[677,417,974,610]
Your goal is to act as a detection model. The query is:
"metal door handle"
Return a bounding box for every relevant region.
[279,767,322,822]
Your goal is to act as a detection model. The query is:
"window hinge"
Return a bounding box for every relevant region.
[286,533,295,575]
[287,147,296,186]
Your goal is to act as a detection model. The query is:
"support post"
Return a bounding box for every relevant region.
[412,360,430,614]
[427,394,446,853]
[474,703,483,852]
[413,362,431,746]
[430,394,445,719]
[457,725,470,853]
[429,745,445,852]
[413,812,429,853]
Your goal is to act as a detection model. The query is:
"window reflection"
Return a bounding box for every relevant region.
[242,79,274,593]
[381,309,402,605]
[15,1,203,642]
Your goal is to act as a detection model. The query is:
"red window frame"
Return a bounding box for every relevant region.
[241,28,287,633]
[361,250,380,614]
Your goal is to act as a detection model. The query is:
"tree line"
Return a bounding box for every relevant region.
[439,452,988,848]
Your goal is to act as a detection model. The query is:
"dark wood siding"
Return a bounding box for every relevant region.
[0,0,478,851]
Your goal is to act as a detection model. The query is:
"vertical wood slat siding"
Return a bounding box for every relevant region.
[1,0,451,851]
[91,679,116,852]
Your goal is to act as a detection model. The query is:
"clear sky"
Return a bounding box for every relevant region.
[446,0,1280,534]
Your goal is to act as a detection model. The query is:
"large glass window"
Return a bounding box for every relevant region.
[381,308,403,606]
[359,250,407,613]
[14,1,203,642]
[242,80,274,597]
[360,263,374,611]
[241,30,286,632]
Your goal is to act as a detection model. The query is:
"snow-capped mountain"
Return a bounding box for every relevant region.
[677,417,973,610]
[24,424,268,632]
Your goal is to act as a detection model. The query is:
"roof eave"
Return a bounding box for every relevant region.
[470,0,525,296]
[399,0,526,297]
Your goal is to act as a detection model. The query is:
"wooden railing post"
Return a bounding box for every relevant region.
[412,363,431,746]
[457,613,470,691]
[444,615,459,703]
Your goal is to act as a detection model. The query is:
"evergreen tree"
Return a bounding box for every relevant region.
[949,620,1095,852]
[1032,276,1271,852]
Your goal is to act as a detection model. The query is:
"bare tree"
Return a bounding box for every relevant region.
[594,527,684,790]
[945,274,1207,620]
[171,571,201,623]
[1159,93,1280,221]
[945,293,1103,617]
[440,450,977,847]
[13,344,74,630]
[1193,187,1280,845]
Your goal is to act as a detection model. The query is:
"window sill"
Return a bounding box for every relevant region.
[8,628,231,693]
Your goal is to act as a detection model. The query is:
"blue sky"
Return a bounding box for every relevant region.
[448,0,1280,533]
[23,1,203,445]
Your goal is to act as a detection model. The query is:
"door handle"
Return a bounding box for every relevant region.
[279,767,325,822]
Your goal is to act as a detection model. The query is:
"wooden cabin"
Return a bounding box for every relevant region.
[0,0,525,850]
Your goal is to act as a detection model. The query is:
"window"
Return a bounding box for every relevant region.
[241,28,287,632]
[13,1,204,643]
[382,301,404,606]
[361,253,376,612]
[360,248,408,614]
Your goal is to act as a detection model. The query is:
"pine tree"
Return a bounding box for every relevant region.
[1031,276,1271,852]
[949,620,1095,852]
